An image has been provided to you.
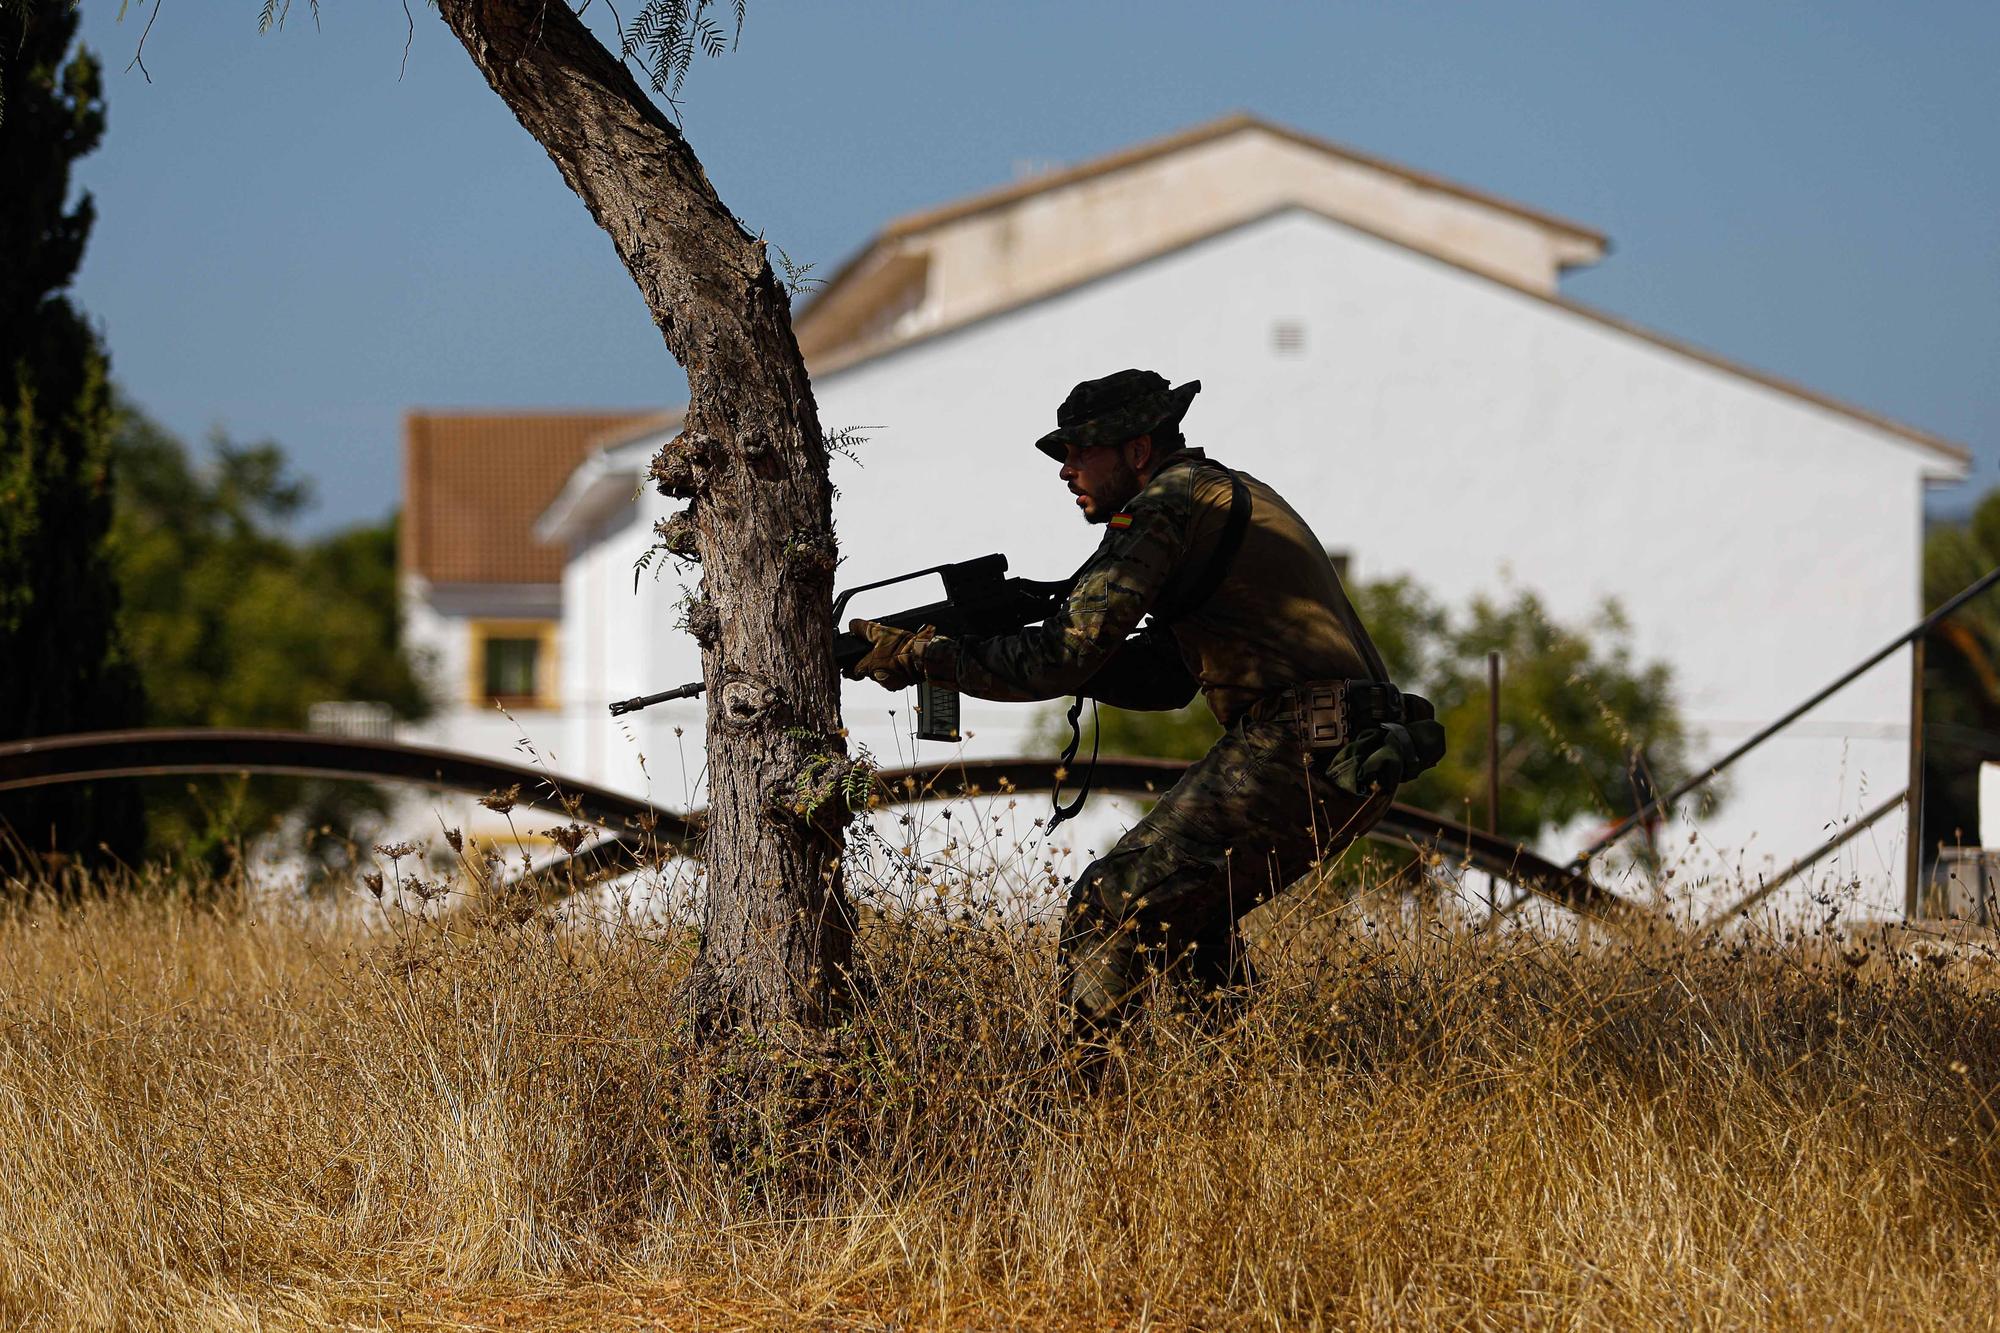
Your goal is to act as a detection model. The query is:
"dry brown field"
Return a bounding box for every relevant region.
[5,843,2000,1331]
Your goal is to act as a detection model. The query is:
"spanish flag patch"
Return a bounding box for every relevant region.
[1107,512,1134,530]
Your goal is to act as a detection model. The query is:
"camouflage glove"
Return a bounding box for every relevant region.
[845,619,937,691]
[1327,710,1447,798]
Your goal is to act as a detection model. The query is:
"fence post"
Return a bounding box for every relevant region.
[1487,650,1501,914]
[1486,652,1501,833]
[1905,635,1926,919]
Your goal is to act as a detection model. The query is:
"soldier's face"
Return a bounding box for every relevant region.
[1059,438,1145,524]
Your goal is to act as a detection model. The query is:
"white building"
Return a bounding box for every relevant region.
[409,114,1970,920]
[395,409,673,844]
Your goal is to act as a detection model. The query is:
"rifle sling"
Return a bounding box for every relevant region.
[1156,463,1251,623]
[1046,695,1098,836]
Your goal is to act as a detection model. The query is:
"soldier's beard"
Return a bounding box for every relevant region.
[1081,460,1143,524]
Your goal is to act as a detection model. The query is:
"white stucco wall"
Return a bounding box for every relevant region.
[540,207,1954,923]
[395,574,577,845]
[799,120,1606,365]
[550,498,715,810]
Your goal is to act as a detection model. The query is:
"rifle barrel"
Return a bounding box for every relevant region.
[607,680,705,717]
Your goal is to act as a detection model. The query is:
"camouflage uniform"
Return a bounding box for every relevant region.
[923,429,1396,1033]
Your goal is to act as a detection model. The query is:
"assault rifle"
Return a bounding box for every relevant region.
[608,553,1075,742]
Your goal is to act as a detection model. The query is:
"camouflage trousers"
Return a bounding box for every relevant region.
[1060,710,1389,1036]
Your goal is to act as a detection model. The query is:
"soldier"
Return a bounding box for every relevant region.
[844,369,1442,1038]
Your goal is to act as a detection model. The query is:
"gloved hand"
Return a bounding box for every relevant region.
[844,619,936,690]
[1328,723,1414,796]
[1328,714,1447,797]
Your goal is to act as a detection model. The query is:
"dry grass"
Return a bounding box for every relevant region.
[5,842,2000,1331]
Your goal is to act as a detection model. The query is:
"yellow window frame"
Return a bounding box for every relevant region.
[467,619,560,711]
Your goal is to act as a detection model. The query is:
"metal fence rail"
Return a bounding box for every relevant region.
[0,729,1644,925]
[1488,565,2000,925]
[1570,564,2000,871]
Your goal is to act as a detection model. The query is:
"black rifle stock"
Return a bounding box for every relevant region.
[609,553,1075,741]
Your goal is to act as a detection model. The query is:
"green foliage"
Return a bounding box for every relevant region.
[108,403,433,871]
[621,0,744,103]
[1035,576,1696,848]
[1919,494,2000,851]
[790,739,876,823]
[1357,578,1693,845]
[773,245,822,299]
[257,0,320,36]
[0,3,147,875]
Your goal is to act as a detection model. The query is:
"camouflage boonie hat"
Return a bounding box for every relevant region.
[1034,369,1201,461]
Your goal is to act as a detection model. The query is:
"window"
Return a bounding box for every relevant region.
[469,620,556,708]
[484,637,541,702]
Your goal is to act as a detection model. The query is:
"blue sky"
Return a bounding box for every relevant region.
[66,0,2000,533]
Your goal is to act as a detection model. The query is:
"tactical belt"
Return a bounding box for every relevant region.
[1253,679,1409,753]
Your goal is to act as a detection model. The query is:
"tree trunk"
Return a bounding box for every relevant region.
[434,0,853,1029]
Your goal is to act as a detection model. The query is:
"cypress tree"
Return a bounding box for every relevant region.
[0,4,146,875]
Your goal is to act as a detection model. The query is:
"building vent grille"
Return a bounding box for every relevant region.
[1272,320,1306,355]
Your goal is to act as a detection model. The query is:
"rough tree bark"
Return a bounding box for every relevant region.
[433,0,853,1029]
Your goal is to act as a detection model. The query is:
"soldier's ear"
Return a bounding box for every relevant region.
[1124,433,1154,473]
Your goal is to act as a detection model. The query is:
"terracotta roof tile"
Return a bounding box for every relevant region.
[401,410,671,585]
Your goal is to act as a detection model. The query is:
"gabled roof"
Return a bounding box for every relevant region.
[808,195,1969,472]
[876,111,1606,249]
[795,112,1610,366]
[401,410,672,586]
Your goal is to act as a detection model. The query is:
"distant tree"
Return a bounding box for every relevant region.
[1360,579,1694,847]
[1919,493,2000,852]
[109,403,432,871]
[0,4,147,877]
[1038,576,1696,850]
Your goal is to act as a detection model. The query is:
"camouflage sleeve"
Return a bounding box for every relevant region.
[925,493,1187,703]
[1080,624,1199,711]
